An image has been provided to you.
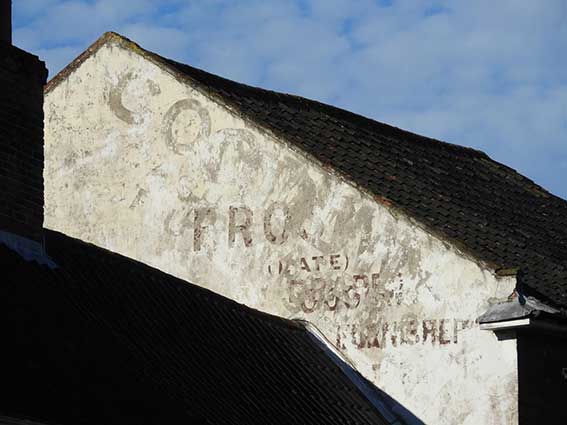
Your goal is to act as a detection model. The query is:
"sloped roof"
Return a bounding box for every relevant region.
[0,229,408,425]
[45,32,567,311]
[0,416,55,425]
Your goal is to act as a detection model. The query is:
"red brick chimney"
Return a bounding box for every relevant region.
[0,0,48,242]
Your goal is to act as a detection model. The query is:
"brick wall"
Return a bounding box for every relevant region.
[0,42,48,242]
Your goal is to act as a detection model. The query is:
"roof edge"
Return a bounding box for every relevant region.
[45,32,117,93]
[44,31,523,277]
[299,320,416,424]
[0,414,59,425]
[44,32,489,161]
[42,227,306,332]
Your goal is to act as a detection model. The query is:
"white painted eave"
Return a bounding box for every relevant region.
[479,318,531,331]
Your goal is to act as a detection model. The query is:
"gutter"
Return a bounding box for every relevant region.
[479,293,567,337]
[479,318,531,331]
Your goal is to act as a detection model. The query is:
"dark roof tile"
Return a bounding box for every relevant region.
[1,230,399,425]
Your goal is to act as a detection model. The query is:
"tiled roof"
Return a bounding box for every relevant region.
[45,33,567,311]
[0,229,403,425]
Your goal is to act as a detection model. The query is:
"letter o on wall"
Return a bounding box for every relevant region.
[162,98,211,155]
[264,203,290,245]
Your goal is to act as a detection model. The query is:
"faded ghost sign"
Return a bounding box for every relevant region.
[44,40,519,424]
[164,201,478,350]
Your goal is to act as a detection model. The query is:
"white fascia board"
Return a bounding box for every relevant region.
[479,318,531,331]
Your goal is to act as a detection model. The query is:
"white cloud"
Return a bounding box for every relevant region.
[35,45,82,77]
[12,0,567,198]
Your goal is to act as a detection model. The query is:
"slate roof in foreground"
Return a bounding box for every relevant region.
[0,229,408,425]
[45,33,567,311]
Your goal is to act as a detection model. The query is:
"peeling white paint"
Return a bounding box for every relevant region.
[45,39,519,424]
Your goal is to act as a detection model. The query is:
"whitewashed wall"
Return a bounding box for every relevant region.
[45,39,518,425]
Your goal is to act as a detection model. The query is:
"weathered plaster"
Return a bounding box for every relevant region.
[45,40,518,424]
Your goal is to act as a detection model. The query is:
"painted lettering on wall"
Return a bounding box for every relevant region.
[164,203,321,250]
[269,253,412,313]
[267,253,350,275]
[285,270,409,313]
[336,319,476,350]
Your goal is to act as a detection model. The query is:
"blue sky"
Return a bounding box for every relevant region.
[13,0,567,199]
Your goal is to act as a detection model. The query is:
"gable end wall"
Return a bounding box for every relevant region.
[44,41,519,425]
